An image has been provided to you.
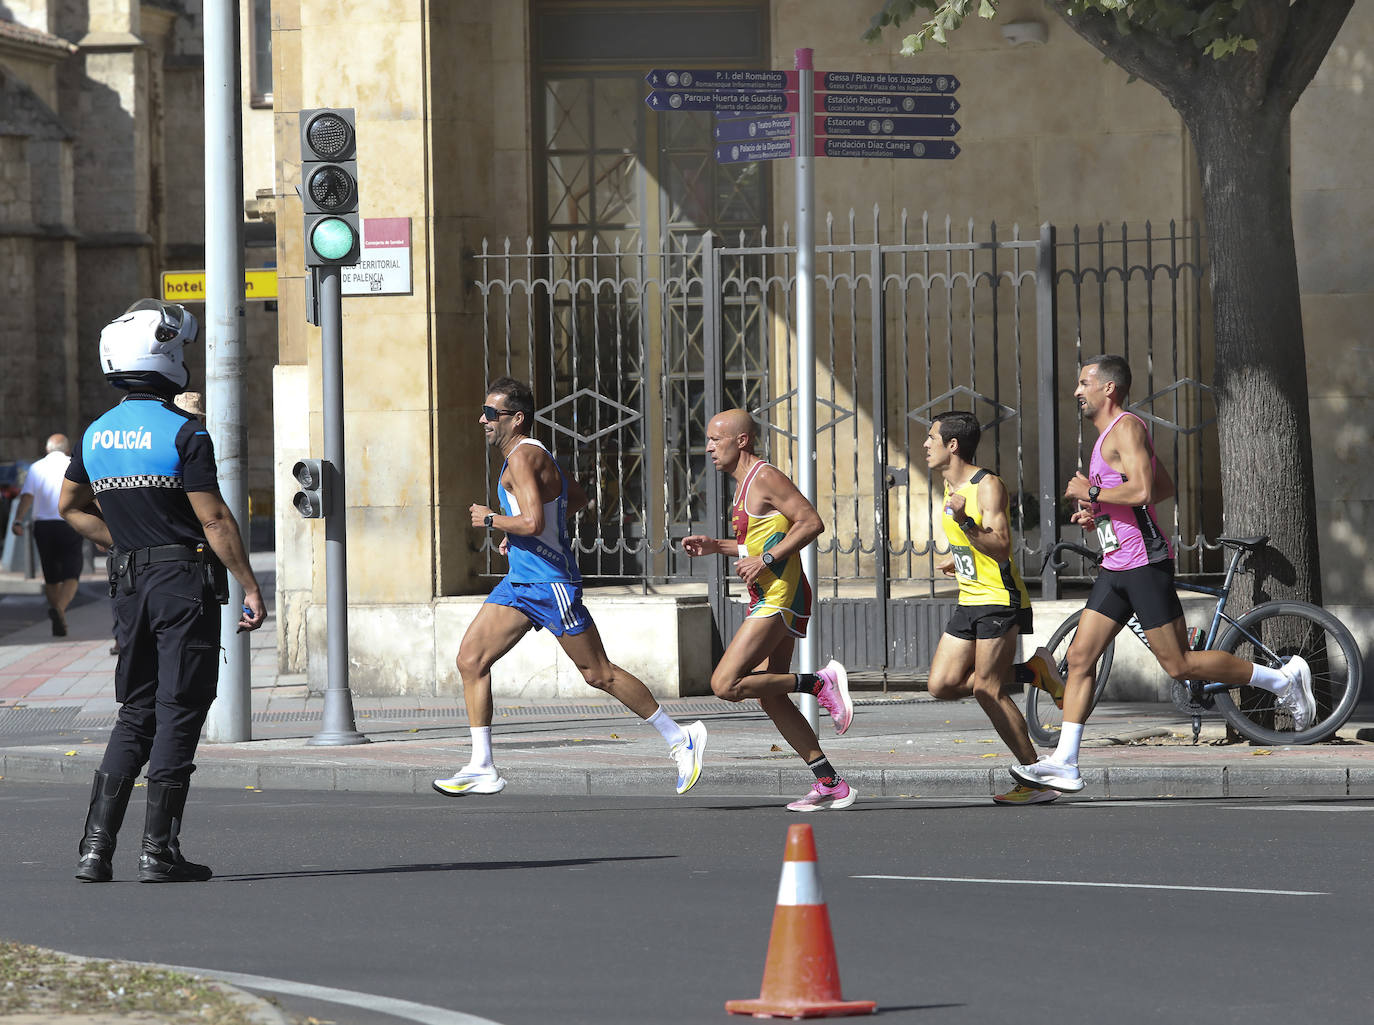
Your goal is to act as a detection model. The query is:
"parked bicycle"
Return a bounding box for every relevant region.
[1025,536,1363,747]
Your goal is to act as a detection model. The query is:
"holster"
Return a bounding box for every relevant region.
[107,551,136,597]
[196,543,230,605]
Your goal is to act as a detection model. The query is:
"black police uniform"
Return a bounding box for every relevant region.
[67,391,226,882]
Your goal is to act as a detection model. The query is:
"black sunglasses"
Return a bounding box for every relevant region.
[481,404,519,421]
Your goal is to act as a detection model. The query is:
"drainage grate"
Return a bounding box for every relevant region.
[0,706,82,734]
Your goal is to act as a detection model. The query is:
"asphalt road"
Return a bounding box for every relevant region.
[3,781,1372,1025]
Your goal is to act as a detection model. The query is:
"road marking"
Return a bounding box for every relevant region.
[853,875,1326,896]
[160,964,507,1025]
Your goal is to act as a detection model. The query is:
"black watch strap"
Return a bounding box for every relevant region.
[484,513,495,528]
[1088,485,1101,503]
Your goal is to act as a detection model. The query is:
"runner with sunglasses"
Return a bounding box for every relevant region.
[433,377,707,797]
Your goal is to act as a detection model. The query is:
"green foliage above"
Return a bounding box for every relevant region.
[864,1,1258,59]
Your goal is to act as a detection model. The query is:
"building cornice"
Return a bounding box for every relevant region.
[0,20,79,64]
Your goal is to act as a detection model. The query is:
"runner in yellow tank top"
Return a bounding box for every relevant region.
[732,459,813,636]
[683,408,858,812]
[922,412,1066,805]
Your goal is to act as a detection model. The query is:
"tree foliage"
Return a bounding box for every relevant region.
[865,1,1258,59]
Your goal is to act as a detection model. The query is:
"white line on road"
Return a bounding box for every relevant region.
[160,963,508,1025]
[853,875,1327,896]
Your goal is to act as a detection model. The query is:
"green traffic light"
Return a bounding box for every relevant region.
[311,217,356,260]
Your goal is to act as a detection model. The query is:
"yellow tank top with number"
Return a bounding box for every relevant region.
[943,469,1031,609]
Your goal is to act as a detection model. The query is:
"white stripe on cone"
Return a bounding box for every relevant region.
[775,860,824,906]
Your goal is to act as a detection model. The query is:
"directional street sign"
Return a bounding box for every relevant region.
[818,92,960,116]
[817,137,960,160]
[714,116,794,142]
[714,138,796,164]
[818,115,959,138]
[646,68,795,90]
[819,71,959,94]
[646,89,791,113]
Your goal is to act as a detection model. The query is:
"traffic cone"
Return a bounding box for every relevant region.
[725,823,876,1018]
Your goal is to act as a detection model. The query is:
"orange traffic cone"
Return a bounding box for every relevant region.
[725,823,876,1019]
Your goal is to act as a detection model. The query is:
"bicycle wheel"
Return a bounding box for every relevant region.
[1025,609,1115,747]
[1213,601,1364,745]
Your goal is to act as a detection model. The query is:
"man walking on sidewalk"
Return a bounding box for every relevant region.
[11,435,84,637]
[922,412,1065,806]
[682,408,855,812]
[432,378,706,798]
[60,299,266,883]
[1011,354,1315,795]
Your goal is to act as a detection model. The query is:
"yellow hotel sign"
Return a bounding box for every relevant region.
[161,269,279,302]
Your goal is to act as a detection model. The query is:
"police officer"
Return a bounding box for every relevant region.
[59,299,265,883]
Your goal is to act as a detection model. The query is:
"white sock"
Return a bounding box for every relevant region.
[1052,721,1084,767]
[644,706,688,749]
[1248,662,1289,695]
[468,726,494,770]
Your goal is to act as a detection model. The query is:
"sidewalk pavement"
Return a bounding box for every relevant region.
[4,558,1374,801]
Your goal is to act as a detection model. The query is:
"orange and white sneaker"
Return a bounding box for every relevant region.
[993,783,1060,806]
[1025,646,1066,709]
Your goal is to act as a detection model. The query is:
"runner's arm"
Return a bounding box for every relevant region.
[474,448,546,537]
[1101,418,1156,506]
[963,474,1012,562]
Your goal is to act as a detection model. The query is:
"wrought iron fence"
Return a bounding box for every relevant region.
[472,213,1217,600]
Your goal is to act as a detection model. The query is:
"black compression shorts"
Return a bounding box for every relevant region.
[1085,559,1184,631]
[944,604,1033,641]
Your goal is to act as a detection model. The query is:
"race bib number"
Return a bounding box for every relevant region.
[950,545,977,580]
[1094,515,1121,555]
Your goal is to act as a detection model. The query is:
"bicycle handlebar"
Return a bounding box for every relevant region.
[1045,540,1103,572]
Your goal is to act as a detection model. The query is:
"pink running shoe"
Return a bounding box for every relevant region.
[814,659,853,735]
[786,778,857,812]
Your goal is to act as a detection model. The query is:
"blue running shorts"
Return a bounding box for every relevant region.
[487,577,592,636]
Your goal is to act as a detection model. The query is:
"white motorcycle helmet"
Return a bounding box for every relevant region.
[99,299,198,395]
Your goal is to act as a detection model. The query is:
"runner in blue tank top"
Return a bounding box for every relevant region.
[432,377,707,798]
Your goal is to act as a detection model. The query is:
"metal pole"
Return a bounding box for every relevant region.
[308,267,367,745]
[203,0,250,743]
[1036,223,1061,600]
[795,48,818,731]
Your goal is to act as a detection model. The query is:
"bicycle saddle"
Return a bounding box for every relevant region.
[1217,535,1268,550]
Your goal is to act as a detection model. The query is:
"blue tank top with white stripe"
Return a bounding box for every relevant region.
[497,438,581,584]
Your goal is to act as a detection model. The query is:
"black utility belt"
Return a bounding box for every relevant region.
[107,543,229,604]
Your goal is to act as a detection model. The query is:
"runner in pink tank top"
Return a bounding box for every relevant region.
[1088,411,1173,571]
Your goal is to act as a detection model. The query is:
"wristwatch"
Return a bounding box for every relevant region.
[483,513,495,528]
[760,551,776,569]
[1087,485,1102,504]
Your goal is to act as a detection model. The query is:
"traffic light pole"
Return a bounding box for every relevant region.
[308,266,367,746]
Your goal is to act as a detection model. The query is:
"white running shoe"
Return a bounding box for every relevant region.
[1009,758,1084,793]
[432,766,507,796]
[670,720,708,795]
[1276,655,1315,731]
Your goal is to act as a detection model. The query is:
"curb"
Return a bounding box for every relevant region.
[7,748,1374,799]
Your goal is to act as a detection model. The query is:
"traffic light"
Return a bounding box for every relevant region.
[292,458,331,518]
[300,108,360,267]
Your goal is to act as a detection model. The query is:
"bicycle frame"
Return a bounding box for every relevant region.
[1119,545,1285,695]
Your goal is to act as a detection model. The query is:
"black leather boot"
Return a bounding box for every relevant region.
[75,770,136,882]
[137,780,213,883]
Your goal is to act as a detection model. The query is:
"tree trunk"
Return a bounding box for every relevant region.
[1182,98,1321,608]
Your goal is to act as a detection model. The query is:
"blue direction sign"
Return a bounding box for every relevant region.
[818,92,959,115]
[715,138,796,164]
[714,116,794,142]
[646,89,793,113]
[820,71,959,94]
[645,68,795,90]
[817,138,960,160]
[818,115,959,137]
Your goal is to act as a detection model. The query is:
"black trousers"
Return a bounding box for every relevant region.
[100,559,222,785]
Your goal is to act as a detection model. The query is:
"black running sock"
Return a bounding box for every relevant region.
[1013,663,1035,685]
[793,673,820,694]
[807,755,837,787]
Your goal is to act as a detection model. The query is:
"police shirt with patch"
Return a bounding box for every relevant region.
[66,394,219,550]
